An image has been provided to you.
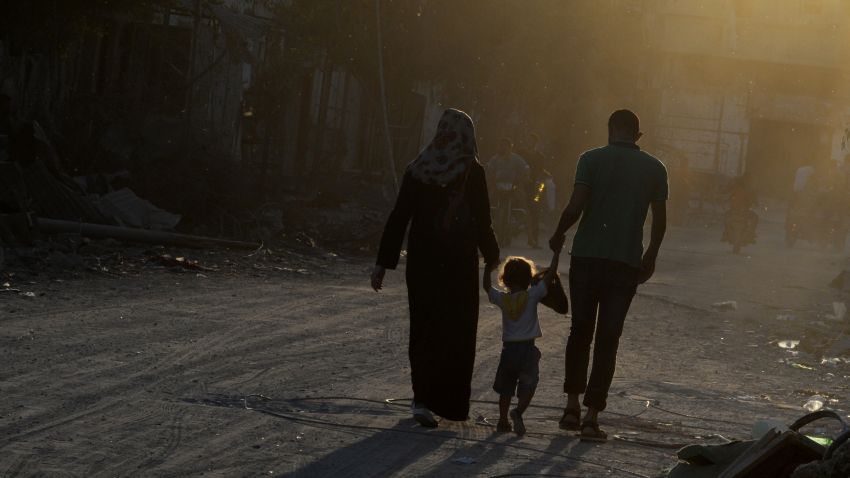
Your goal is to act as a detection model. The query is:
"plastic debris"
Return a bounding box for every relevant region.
[712,301,738,311]
[778,340,800,350]
[451,457,477,465]
[788,361,815,371]
[826,302,847,321]
[805,435,833,447]
[802,395,825,412]
[820,357,847,367]
[776,314,796,321]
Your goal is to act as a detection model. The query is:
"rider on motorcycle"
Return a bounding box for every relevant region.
[517,133,554,248]
[487,138,530,245]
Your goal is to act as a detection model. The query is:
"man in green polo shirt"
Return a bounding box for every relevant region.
[549,109,668,442]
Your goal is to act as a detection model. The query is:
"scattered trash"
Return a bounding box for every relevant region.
[37,218,260,250]
[820,357,843,367]
[712,300,738,311]
[776,314,796,321]
[826,302,847,321]
[94,188,181,231]
[802,396,825,413]
[752,420,788,439]
[667,411,837,478]
[147,254,213,272]
[451,456,477,465]
[788,361,816,371]
[778,340,800,350]
[19,291,36,298]
[803,435,834,447]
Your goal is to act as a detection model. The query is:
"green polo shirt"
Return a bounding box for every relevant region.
[570,142,668,268]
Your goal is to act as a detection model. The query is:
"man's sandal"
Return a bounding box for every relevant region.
[558,407,581,431]
[579,420,608,443]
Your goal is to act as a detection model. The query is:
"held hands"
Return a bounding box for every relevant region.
[371,265,386,292]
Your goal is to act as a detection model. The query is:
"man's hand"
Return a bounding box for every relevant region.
[637,253,656,284]
[371,265,386,292]
[549,233,565,253]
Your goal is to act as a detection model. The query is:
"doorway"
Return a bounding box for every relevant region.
[745,119,832,198]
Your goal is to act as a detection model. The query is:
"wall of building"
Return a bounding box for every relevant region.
[645,0,850,187]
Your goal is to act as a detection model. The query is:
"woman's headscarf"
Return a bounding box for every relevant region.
[407,108,477,186]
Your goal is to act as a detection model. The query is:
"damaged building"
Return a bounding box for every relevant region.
[643,0,850,195]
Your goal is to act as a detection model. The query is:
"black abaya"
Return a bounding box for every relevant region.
[377,161,499,420]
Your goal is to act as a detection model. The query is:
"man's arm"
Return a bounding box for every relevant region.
[543,248,561,284]
[638,200,667,284]
[548,184,591,251]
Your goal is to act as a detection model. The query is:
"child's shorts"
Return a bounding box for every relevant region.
[493,341,541,397]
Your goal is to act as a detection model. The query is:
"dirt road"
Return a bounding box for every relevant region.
[2,215,849,477]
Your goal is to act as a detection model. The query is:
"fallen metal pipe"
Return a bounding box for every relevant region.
[37,217,261,250]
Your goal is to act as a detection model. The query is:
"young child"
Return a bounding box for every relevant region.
[484,250,560,436]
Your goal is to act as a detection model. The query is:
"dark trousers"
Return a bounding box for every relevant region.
[564,256,638,411]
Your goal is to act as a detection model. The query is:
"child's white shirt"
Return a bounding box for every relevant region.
[488,280,547,342]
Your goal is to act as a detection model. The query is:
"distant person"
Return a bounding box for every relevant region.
[722,174,758,253]
[372,108,500,427]
[488,138,530,190]
[517,133,551,248]
[487,138,530,246]
[483,250,560,436]
[549,109,668,442]
[792,163,815,205]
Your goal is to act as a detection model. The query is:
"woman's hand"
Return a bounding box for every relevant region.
[482,261,497,292]
[371,265,386,292]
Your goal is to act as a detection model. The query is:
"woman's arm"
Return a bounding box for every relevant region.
[483,263,493,292]
[470,161,500,266]
[376,173,415,270]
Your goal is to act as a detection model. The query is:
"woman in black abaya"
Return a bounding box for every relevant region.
[371,109,499,426]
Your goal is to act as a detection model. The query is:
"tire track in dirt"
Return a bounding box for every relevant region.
[0,291,327,445]
[2,453,35,478]
[2,269,446,476]
[1,281,393,476]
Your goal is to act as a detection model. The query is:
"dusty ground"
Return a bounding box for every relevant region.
[2,210,850,477]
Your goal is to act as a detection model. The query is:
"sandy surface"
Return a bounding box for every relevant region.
[2,215,849,477]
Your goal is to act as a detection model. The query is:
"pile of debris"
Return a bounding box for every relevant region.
[0,121,258,253]
[666,411,850,478]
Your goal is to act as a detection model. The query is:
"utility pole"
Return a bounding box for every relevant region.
[375,0,399,193]
[184,0,202,149]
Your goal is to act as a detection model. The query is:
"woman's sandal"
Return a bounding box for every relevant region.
[558,407,581,431]
[579,419,608,443]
